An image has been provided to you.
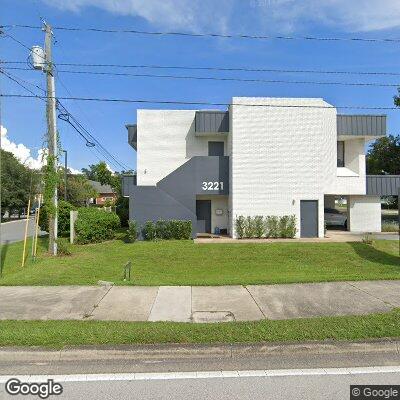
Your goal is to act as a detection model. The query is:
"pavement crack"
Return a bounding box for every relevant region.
[84,285,113,319]
[346,282,394,308]
[244,285,267,319]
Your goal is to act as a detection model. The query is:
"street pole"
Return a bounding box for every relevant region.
[62,149,67,201]
[44,22,58,256]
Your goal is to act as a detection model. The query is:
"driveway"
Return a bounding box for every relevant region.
[0,218,46,244]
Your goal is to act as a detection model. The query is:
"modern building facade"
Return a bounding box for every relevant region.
[123,97,397,238]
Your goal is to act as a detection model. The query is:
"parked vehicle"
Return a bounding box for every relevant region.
[324,208,347,228]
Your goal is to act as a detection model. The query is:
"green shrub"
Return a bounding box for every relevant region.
[253,216,265,238]
[56,238,72,256]
[266,216,279,238]
[75,208,120,244]
[39,200,76,236]
[382,222,398,232]
[285,215,297,238]
[169,220,192,240]
[115,197,129,227]
[155,220,172,240]
[278,215,290,238]
[126,220,139,243]
[142,221,157,241]
[153,220,192,240]
[244,216,253,238]
[235,216,246,239]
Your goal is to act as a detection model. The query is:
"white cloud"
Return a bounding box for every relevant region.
[1,125,46,170]
[41,0,400,33]
[41,0,232,33]
[1,125,81,174]
[256,0,400,32]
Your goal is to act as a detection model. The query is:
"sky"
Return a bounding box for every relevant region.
[1,0,400,173]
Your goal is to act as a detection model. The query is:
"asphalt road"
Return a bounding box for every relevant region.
[0,218,46,244]
[0,341,399,400]
[1,368,399,400]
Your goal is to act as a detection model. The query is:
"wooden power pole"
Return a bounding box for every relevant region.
[44,22,58,256]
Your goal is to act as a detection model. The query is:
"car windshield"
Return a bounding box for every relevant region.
[324,208,339,213]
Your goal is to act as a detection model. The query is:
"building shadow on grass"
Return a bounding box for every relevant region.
[349,242,400,267]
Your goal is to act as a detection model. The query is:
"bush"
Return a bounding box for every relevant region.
[382,222,398,232]
[285,215,297,238]
[152,219,192,240]
[39,200,76,236]
[57,238,72,256]
[115,197,129,227]
[169,220,192,240]
[75,208,120,244]
[142,221,157,241]
[235,216,246,239]
[126,220,139,243]
[253,216,265,238]
[266,216,279,238]
[155,220,172,240]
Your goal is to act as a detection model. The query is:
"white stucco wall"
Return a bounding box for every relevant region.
[230,97,337,238]
[348,195,381,233]
[329,138,366,195]
[136,110,228,186]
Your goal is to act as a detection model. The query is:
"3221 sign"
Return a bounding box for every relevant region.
[201,181,224,191]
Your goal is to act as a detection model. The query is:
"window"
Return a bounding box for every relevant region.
[337,141,345,167]
[208,141,224,156]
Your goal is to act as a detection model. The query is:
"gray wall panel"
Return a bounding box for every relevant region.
[127,156,229,238]
[337,115,386,136]
[195,111,229,133]
[122,175,136,197]
[366,175,400,196]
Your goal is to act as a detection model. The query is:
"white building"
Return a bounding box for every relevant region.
[124,97,391,238]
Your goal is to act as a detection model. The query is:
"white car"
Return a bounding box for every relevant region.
[324,208,347,229]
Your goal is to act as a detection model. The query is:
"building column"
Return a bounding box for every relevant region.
[348,195,381,233]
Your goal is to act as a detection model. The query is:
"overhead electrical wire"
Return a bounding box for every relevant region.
[0,69,130,170]
[2,66,400,88]
[2,60,400,77]
[2,24,400,43]
[1,93,398,110]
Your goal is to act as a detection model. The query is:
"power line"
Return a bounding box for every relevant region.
[0,69,46,101]
[3,66,400,88]
[1,70,129,170]
[1,93,398,110]
[2,24,400,43]
[48,69,400,88]
[3,60,400,77]
[54,72,130,170]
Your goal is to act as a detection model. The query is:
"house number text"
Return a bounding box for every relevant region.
[202,181,224,191]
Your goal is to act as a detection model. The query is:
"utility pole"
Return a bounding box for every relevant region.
[62,149,67,201]
[44,22,58,256]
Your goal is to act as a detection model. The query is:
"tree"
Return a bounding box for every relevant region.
[81,161,127,196]
[58,170,98,207]
[1,149,38,218]
[366,135,400,175]
[82,162,113,186]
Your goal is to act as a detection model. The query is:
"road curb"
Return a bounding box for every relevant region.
[0,338,398,363]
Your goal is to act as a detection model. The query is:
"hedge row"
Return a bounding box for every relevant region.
[38,200,76,236]
[75,208,120,244]
[235,215,297,239]
[127,219,192,242]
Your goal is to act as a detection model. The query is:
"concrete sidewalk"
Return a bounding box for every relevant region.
[0,280,399,323]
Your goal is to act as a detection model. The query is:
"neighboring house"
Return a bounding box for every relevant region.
[88,180,116,205]
[123,97,400,238]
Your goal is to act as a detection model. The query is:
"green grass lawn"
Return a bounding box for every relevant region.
[0,237,399,286]
[0,309,399,348]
